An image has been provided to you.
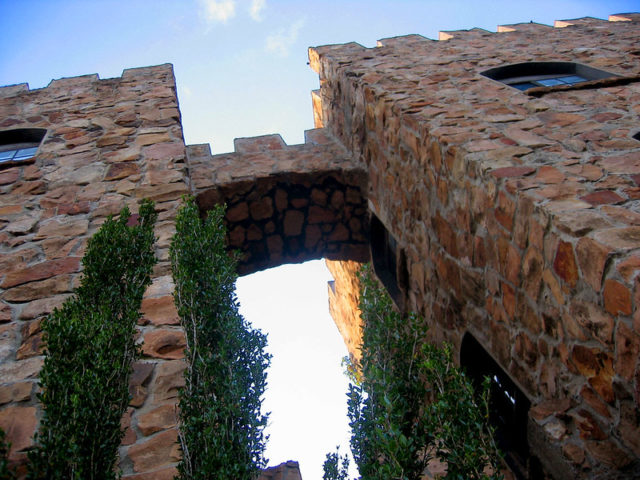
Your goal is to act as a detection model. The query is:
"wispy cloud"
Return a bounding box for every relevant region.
[180,85,193,100]
[249,0,266,21]
[199,0,236,23]
[266,19,305,57]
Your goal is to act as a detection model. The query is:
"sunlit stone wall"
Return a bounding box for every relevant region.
[314,13,640,479]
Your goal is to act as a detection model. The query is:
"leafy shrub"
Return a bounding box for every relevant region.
[0,428,15,480]
[170,198,270,480]
[327,264,502,480]
[323,447,350,480]
[28,200,157,480]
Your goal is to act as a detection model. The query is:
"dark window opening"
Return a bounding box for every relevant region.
[370,214,402,306]
[482,62,617,92]
[461,333,531,479]
[0,128,46,169]
[633,131,640,142]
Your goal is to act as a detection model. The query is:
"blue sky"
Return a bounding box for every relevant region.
[2,1,639,478]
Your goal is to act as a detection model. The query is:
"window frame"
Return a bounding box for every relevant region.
[482,61,618,92]
[0,128,46,169]
[460,333,532,479]
[370,214,406,307]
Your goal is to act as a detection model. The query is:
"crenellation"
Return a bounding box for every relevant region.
[0,84,30,99]
[497,22,554,33]
[438,27,492,41]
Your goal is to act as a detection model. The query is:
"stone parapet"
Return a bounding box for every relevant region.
[187,129,369,275]
[310,12,640,479]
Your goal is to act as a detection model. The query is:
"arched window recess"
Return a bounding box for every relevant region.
[0,128,47,169]
[482,61,618,92]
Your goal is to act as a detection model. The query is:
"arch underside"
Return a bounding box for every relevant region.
[196,169,370,275]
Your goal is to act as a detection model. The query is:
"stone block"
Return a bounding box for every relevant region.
[0,406,37,455]
[570,301,613,346]
[603,279,632,316]
[1,274,73,302]
[137,404,178,436]
[1,257,80,289]
[615,322,640,381]
[127,428,180,473]
[553,241,578,288]
[141,329,186,360]
[575,237,610,292]
[152,360,185,402]
[0,382,32,405]
[140,296,179,326]
[129,362,155,407]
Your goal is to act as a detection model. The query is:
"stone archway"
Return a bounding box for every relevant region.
[186,129,370,275]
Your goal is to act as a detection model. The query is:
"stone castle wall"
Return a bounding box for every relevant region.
[313,13,640,479]
[0,65,190,478]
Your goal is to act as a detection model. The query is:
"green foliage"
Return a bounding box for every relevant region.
[170,198,270,480]
[326,264,502,480]
[421,345,501,479]
[348,264,434,480]
[28,200,157,480]
[0,428,15,480]
[323,447,350,480]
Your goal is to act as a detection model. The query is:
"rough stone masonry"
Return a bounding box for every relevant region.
[0,11,639,480]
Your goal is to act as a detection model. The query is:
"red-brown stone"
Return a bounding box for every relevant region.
[1,257,81,289]
[573,409,607,440]
[308,206,337,224]
[575,237,610,292]
[580,190,625,206]
[615,322,640,381]
[16,319,44,360]
[124,467,178,480]
[585,439,632,468]
[535,165,565,184]
[105,162,140,181]
[140,296,179,326]
[580,385,611,419]
[603,279,632,316]
[19,294,68,320]
[569,301,613,346]
[553,241,578,288]
[0,303,10,323]
[0,382,32,405]
[34,217,88,239]
[121,408,136,446]
[127,428,180,473]
[490,166,536,179]
[283,210,304,236]
[1,274,74,302]
[129,361,155,407]
[226,202,249,222]
[495,190,515,231]
[141,329,186,360]
[249,197,273,221]
[152,360,186,402]
[0,168,20,185]
[0,406,37,455]
[137,404,178,436]
[617,255,640,282]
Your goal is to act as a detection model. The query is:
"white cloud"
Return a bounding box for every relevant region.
[200,0,236,23]
[249,0,266,21]
[180,85,193,99]
[266,19,305,57]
